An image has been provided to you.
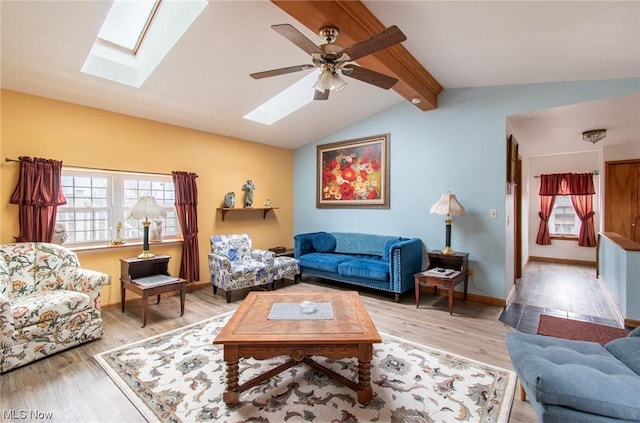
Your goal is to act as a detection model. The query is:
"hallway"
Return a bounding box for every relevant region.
[500,260,624,334]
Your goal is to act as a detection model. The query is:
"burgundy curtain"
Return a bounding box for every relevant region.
[535,174,560,245]
[172,171,199,282]
[10,156,66,242]
[568,173,596,247]
[535,172,595,247]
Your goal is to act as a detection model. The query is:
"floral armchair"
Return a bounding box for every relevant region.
[208,233,275,303]
[0,242,110,373]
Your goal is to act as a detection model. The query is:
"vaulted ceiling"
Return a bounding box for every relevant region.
[1,1,638,151]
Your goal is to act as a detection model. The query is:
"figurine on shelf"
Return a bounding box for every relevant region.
[52,223,68,245]
[224,191,236,208]
[264,197,272,208]
[111,222,124,245]
[242,179,255,208]
[150,219,163,242]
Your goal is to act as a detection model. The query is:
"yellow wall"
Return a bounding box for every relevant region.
[0,89,294,306]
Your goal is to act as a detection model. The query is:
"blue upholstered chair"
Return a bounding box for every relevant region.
[208,234,274,303]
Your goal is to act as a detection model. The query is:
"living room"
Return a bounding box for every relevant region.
[1,1,639,422]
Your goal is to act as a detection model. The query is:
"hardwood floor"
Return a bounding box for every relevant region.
[1,276,546,422]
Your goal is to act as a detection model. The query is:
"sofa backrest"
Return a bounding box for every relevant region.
[331,232,400,256]
[0,242,80,298]
[210,233,253,262]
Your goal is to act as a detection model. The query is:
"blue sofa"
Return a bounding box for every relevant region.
[506,328,640,423]
[293,232,422,301]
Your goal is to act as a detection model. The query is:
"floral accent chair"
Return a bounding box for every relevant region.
[0,242,110,373]
[209,234,274,303]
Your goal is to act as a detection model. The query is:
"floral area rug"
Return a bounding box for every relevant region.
[94,312,516,423]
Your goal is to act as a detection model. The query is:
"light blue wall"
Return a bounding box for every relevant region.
[294,78,640,299]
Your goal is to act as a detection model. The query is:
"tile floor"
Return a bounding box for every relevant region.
[499,302,625,334]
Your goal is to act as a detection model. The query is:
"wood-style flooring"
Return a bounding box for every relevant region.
[6,265,597,423]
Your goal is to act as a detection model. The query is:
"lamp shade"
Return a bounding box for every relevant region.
[128,196,167,220]
[429,193,466,217]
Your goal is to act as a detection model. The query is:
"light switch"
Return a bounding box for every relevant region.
[490,209,497,219]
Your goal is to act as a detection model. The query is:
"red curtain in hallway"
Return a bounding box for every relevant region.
[172,171,199,282]
[9,156,66,242]
[536,172,596,247]
[535,174,560,245]
[568,173,597,247]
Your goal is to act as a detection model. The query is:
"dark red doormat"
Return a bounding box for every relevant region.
[537,314,629,345]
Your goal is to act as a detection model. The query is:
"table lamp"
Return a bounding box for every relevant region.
[430,192,466,255]
[128,196,167,259]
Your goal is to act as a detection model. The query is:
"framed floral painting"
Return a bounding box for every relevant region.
[316,134,390,208]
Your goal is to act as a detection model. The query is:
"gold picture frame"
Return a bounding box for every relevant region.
[316,134,390,208]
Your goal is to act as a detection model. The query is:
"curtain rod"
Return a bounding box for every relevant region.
[534,170,599,178]
[4,157,172,177]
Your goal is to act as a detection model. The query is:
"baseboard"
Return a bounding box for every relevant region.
[624,317,640,328]
[528,256,596,267]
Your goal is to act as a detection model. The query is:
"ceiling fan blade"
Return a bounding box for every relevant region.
[342,65,398,90]
[342,25,407,61]
[250,64,315,79]
[313,89,330,100]
[271,24,322,56]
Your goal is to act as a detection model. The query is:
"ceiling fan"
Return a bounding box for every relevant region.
[250,24,407,100]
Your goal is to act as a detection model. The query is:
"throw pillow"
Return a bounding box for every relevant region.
[312,233,336,253]
[606,337,640,375]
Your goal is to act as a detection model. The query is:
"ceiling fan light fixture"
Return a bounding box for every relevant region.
[313,67,347,92]
[582,129,607,144]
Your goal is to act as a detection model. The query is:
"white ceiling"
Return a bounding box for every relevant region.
[1,1,639,151]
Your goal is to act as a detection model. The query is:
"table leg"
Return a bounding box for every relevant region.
[448,281,454,315]
[415,279,420,308]
[156,294,161,305]
[357,360,373,405]
[180,284,186,316]
[121,283,126,313]
[141,293,148,328]
[223,346,240,405]
[463,274,468,301]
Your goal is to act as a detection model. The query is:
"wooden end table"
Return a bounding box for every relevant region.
[213,291,381,405]
[415,251,469,315]
[120,256,186,327]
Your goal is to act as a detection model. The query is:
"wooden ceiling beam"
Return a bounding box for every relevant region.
[271,0,442,111]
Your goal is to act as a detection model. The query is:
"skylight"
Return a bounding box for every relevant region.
[244,69,320,125]
[97,0,160,54]
[82,0,207,88]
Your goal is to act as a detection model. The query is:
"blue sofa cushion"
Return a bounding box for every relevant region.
[332,232,399,256]
[312,233,336,253]
[628,326,640,337]
[337,259,389,281]
[507,332,640,421]
[606,337,640,376]
[298,253,352,273]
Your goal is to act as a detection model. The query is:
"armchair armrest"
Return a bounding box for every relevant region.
[252,249,275,265]
[0,293,16,346]
[64,268,110,294]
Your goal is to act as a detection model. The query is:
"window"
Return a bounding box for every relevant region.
[549,195,579,236]
[57,169,179,246]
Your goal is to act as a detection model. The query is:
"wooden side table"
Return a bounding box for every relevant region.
[120,255,186,327]
[414,251,469,315]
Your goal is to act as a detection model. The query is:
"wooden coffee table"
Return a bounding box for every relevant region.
[213,291,381,405]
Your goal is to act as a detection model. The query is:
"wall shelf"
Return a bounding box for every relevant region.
[216,207,278,221]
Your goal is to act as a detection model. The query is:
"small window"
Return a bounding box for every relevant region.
[57,169,179,246]
[549,196,579,236]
